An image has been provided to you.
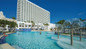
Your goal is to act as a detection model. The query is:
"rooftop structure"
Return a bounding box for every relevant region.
[0,11,16,22]
[0,11,5,19]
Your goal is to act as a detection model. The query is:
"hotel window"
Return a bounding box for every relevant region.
[22,23,24,27]
[19,25,21,27]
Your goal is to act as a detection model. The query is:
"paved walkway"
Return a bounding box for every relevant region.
[0,43,15,49]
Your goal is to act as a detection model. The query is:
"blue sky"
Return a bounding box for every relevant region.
[0,0,86,23]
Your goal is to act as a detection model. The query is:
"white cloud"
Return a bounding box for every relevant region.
[78,12,84,16]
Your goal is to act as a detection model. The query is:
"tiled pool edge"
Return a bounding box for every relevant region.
[0,43,15,49]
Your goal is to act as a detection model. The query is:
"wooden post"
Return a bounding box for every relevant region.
[71,29,73,45]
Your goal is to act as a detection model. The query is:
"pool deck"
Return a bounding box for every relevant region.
[61,34,70,36]
[0,35,3,38]
[0,43,15,49]
[0,32,15,49]
[32,30,51,31]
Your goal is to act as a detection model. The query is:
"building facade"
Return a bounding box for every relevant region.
[17,0,50,24]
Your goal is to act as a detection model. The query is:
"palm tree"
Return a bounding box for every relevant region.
[31,21,35,27]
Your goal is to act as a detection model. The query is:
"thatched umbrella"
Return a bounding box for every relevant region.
[63,18,81,45]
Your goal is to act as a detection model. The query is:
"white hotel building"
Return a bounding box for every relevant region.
[17,0,55,30]
[17,0,50,23]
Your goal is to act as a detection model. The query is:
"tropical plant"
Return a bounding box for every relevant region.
[31,21,35,27]
[0,19,17,28]
[44,23,49,26]
[56,20,65,24]
[79,18,85,21]
[50,28,53,31]
[12,17,16,20]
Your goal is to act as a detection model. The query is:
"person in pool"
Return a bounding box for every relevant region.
[40,32,41,35]
[55,32,56,34]
[3,32,8,36]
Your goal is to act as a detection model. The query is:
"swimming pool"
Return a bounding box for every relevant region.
[5,31,86,49]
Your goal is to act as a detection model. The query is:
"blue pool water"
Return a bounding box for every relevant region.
[5,31,86,49]
[5,31,63,49]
